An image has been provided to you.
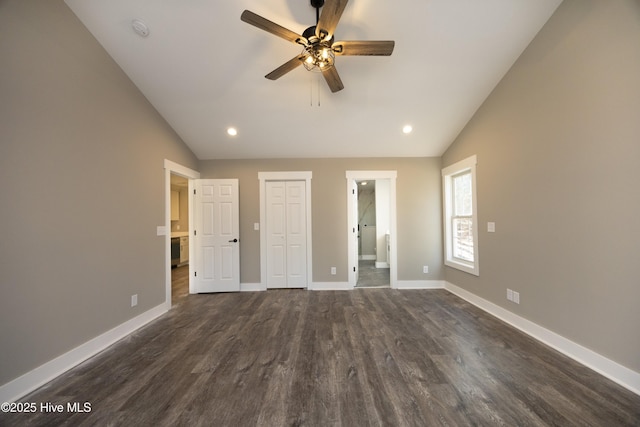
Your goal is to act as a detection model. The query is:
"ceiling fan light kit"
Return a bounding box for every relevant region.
[240,0,395,93]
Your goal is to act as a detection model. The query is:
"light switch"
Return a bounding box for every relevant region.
[254,223,260,231]
[156,226,166,236]
[487,222,495,233]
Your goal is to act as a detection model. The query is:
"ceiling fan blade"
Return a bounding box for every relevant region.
[333,40,395,56]
[241,10,304,44]
[316,0,349,40]
[265,55,307,80]
[321,66,344,93]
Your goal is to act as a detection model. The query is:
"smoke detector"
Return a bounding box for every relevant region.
[131,19,149,37]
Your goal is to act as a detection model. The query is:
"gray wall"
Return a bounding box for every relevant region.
[198,158,443,284]
[0,0,198,385]
[442,0,640,372]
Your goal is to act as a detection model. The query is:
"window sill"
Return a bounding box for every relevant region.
[445,259,479,276]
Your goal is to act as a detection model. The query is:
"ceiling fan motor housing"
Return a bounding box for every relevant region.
[310,0,325,8]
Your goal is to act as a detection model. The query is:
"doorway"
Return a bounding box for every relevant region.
[346,171,397,288]
[164,160,200,308]
[355,180,390,288]
[170,173,190,302]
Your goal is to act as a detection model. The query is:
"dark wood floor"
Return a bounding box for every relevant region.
[3,284,639,426]
[172,264,190,304]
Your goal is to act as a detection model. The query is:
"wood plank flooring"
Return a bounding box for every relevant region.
[3,287,639,426]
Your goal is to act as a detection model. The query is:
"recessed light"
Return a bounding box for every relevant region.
[402,125,413,134]
[227,127,238,136]
[361,181,368,186]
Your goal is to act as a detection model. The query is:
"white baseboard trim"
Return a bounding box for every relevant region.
[375,262,389,269]
[309,282,351,291]
[240,283,266,292]
[359,255,376,261]
[395,280,445,290]
[444,281,640,396]
[0,304,168,403]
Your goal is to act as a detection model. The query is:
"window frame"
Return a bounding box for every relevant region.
[442,155,479,276]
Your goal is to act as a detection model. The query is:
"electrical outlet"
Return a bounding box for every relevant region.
[507,289,513,301]
[423,266,429,274]
[131,294,138,307]
[488,222,496,233]
[513,291,520,304]
[331,267,336,275]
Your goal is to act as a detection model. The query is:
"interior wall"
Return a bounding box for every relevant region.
[442,0,640,373]
[375,179,391,265]
[358,185,376,257]
[0,0,198,386]
[197,157,443,284]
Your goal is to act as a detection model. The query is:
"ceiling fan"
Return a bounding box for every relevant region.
[241,0,395,93]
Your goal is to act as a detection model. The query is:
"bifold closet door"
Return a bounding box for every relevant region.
[266,181,307,288]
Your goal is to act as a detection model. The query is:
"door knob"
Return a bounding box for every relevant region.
[228,238,238,243]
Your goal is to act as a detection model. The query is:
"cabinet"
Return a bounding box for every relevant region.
[171,190,180,220]
[179,236,189,265]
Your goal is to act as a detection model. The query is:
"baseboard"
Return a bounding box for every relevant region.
[309,282,351,291]
[395,280,445,290]
[359,255,376,261]
[375,262,389,269]
[240,283,266,292]
[444,281,640,396]
[0,304,168,403]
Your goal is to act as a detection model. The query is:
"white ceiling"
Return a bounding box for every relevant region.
[64,0,561,160]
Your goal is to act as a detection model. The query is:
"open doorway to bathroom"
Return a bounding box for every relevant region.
[346,170,397,289]
[355,180,390,287]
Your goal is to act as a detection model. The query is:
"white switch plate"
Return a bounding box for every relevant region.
[156,226,166,236]
[331,267,337,275]
[131,294,138,307]
[488,222,496,233]
[254,223,260,231]
[423,266,429,274]
[513,291,520,304]
[507,289,513,301]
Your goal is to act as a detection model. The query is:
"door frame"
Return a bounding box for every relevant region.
[164,160,200,308]
[258,171,313,289]
[346,170,397,289]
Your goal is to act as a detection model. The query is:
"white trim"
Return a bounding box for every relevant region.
[444,281,640,396]
[164,160,200,308]
[0,304,167,403]
[396,280,445,290]
[442,155,479,276]
[310,282,351,291]
[346,171,398,289]
[359,255,376,261]
[258,171,313,289]
[240,283,266,292]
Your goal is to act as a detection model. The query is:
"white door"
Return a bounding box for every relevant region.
[266,181,307,288]
[193,179,240,293]
[352,180,359,284]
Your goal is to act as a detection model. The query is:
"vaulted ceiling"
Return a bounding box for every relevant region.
[64,0,562,159]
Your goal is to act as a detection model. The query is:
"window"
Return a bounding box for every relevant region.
[442,155,479,275]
